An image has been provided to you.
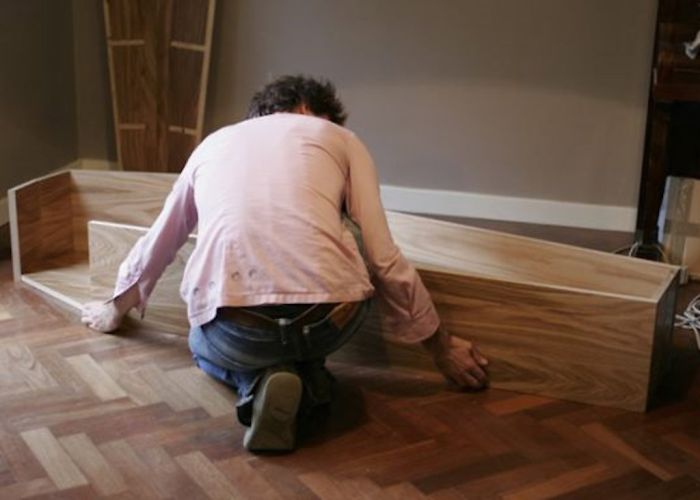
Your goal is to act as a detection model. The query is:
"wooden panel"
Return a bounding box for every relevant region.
[104,0,215,172]
[9,171,679,411]
[89,221,192,334]
[7,172,74,276]
[118,129,154,172]
[386,212,676,301]
[168,48,203,130]
[70,170,177,254]
[109,43,158,172]
[85,216,676,411]
[22,260,93,310]
[171,0,211,45]
[167,131,197,173]
[104,0,146,40]
[110,46,150,124]
[420,269,657,411]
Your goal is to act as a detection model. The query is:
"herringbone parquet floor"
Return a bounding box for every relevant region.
[1,256,700,499]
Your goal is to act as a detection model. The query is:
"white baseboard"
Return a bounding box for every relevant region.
[380,185,637,232]
[1,162,636,232]
[0,158,120,226]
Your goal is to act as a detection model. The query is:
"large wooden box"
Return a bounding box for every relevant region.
[9,170,680,412]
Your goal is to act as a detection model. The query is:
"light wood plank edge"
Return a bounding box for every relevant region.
[194,0,216,144]
[103,0,124,170]
[88,219,196,236]
[416,261,663,305]
[108,39,145,47]
[394,212,681,276]
[8,188,21,282]
[7,169,73,194]
[391,212,680,300]
[170,41,205,52]
[168,125,197,136]
[7,170,74,282]
[89,218,659,304]
[20,275,83,312]
[86,218,654,303]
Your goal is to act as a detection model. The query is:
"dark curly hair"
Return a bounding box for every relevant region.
[246,75,347,125]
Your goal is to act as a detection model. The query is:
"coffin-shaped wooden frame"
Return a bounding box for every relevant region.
[8,170,680,412]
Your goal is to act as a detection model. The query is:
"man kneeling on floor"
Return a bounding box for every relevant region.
[81,75,489,452]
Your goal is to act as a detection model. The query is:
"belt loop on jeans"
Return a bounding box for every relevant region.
[278,317,291,345]
[302,324,312,348]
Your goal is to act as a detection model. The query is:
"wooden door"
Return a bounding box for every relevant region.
[103,0,216,172]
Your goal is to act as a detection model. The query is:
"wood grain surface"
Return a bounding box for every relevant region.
[85,218,675,411]
[7,171,74,278]
[104,0,215,172]
[89,220,193,334]
[8,171,680,411]
[22,259,93,311]
[386,211,677,301]
[71,170,178,254]
[9,170,179,278]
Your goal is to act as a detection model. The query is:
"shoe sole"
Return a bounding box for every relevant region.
[243,371,302,452]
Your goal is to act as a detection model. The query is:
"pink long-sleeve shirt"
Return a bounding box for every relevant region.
[114,113,440,342]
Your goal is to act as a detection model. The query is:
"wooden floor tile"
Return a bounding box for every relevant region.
[0,307,12,321]
[175,451,241,500]
[58,433,128,496]
[66,354,128,401]
[20,427,88,490]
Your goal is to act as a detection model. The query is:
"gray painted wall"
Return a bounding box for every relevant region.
[0,0,77,193]
[207,0,657,207]
[55,1,659,208]
[73,0,114,160]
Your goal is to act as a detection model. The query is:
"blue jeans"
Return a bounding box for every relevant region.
[188,300,370,424]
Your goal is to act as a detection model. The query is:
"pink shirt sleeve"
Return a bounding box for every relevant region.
[344,134,440,343]
[112,164,198,313]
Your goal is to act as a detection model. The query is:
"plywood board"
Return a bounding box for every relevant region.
[89,221,193,334]
[104,0,215,172]
[22,260,93,311]
[70,170,178,254]
[86,218,677,411]
[7,171,74,277]
[387,212,676,300]
[8,170,680,411]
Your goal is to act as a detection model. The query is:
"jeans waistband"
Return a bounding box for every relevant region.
[216,302,360,334]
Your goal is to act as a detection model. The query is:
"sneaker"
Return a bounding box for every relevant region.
[243,369,303,452]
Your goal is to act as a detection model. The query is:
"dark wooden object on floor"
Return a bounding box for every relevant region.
[103,0,216,172]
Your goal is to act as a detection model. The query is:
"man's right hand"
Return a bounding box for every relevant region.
[81,284,140,333]
[81,300,124,333]
[422,327,489,390]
